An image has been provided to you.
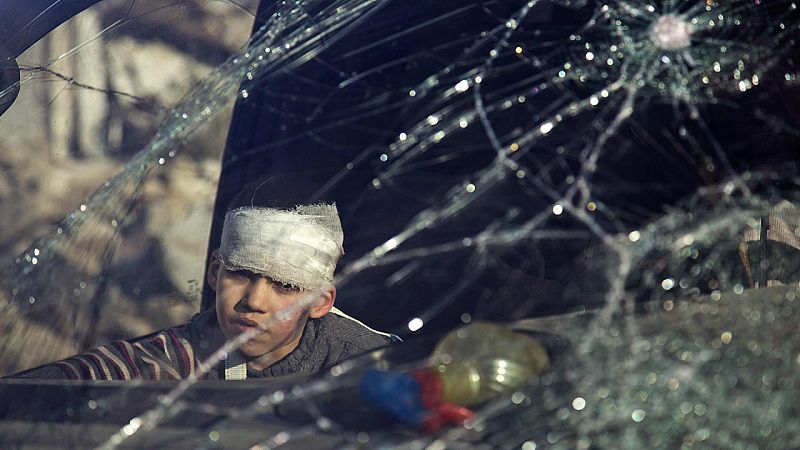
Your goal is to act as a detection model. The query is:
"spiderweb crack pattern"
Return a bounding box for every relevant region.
[0,0,799,448]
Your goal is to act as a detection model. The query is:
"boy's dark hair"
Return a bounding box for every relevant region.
[226,176,335,212]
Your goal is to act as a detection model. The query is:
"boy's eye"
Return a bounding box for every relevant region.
[224,268,252,280]
[224,269,301,293]
[271,279,302,293]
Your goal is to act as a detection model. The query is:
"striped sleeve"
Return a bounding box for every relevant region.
[10,327,200,381]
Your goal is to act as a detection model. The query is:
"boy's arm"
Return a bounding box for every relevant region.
[7,328,198,381]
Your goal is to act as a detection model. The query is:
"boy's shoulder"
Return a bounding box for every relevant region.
[276,310,393,375]
[314,311,394,352]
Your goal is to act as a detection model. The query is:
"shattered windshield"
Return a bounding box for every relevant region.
[1,0,800,448]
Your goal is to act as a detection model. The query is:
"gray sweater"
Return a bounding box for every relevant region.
[12,308,393,380]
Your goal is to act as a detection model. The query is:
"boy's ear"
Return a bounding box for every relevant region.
[309,285,336,319]
[207,250,221,292]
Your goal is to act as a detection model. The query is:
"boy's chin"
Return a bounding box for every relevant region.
[238,342,273,358]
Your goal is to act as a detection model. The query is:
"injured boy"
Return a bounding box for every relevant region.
[12,178,393,380]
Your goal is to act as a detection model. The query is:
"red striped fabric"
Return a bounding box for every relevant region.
[47,329,199,380]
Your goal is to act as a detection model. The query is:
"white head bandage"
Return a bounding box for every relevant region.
[219,205,344,290]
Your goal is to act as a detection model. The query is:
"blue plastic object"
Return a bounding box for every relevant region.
[359,369,427,427]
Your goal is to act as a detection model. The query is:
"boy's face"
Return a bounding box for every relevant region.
[208,256,334,367]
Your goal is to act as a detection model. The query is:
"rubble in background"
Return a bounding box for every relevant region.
[0,0,257,369]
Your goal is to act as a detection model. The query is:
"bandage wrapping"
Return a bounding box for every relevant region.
[219,205,344,290]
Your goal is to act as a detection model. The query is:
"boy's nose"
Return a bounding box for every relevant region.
[240,277,273,313]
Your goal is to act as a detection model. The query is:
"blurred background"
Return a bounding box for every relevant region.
[0,0,259,372]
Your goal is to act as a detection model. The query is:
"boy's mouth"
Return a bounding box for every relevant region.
[232,317,265,334]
